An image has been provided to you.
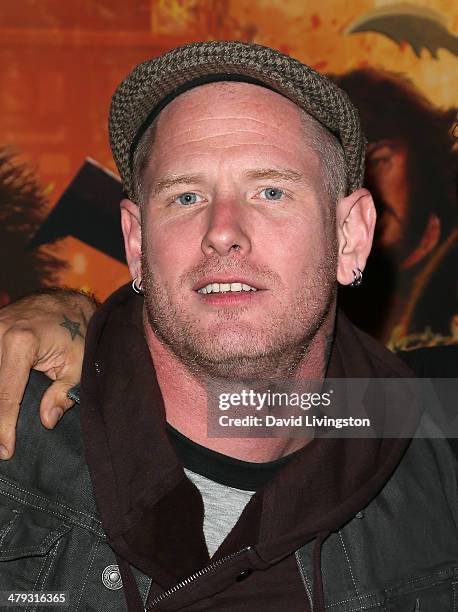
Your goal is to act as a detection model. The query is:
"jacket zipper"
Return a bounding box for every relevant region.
[146,546,252,610]
[294,550,314,610]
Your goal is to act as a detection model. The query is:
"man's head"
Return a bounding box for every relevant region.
[334,68,458,267]
[112,42,376,379]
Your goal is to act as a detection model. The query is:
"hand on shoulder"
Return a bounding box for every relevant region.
[0,288,98,459]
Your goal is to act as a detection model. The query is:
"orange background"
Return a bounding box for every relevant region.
[1,0,457,301]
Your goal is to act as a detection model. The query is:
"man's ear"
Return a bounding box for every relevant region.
[336,188,376,286]
[120,199,142,282]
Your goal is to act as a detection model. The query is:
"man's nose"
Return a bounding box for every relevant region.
[201,195,251,257]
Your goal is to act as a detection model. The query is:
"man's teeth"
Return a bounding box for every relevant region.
[197,282,258,294]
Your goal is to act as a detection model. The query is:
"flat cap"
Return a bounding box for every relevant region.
[109,40,366,200]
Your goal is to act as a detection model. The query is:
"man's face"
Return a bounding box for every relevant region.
[366,140,410,255]
[138,82,338,379]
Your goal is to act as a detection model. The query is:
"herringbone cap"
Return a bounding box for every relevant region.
[109,40,366,200]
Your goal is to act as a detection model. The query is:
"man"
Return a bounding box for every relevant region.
[332,68,458,347]
[0,41,456,611]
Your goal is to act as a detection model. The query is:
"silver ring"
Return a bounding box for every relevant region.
[350,267,363,287]
[132,277,143,294]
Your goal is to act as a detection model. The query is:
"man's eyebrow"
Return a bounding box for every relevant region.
[149,168,309,199]
[244,168,306,183]
[150,174,204,197]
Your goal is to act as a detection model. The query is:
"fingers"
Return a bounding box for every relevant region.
[39,381,76,429]
[39,338,84,429]
[0,330,37,460]
[0,403,16,460]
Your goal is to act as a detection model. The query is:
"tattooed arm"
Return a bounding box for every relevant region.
[0,288,98,460]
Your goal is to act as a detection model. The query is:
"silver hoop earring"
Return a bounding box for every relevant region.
[350,267,363,288]
[132,277,143,294]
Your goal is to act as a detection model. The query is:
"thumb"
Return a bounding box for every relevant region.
[40,380,77,429]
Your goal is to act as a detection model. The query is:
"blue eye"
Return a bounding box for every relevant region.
[178,192,199,206]
[261,187,284,201]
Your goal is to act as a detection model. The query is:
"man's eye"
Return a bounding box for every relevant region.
[367,146,392,168]
[368,155,391,167]
[260,187,284,201]
[176,192,200,206]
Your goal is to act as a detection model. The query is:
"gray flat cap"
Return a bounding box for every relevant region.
[109,40,366,200]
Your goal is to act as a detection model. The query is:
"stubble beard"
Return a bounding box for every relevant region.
[142,248,337,383]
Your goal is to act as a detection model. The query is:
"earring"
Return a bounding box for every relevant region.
[350,268,363,287]
[132,277,143,294]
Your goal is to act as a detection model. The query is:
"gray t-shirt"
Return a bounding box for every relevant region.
[184,468,255,556]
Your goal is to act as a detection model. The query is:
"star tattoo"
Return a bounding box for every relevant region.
[60,315,85,340]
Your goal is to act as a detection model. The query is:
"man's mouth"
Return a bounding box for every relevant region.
[197,282,258,294]
[193,276,265,294]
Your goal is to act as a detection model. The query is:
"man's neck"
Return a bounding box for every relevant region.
[143,308,336,462]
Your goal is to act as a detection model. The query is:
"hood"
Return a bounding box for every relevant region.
[79,283,422,611]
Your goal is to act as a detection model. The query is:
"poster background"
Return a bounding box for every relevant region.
[0,0,456,344]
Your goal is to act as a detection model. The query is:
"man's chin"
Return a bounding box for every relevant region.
[183,354,285,381]
[168,337,308,381]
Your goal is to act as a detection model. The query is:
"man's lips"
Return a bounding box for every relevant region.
[192,276,266,292]
[192,276,267,307]
[195,290,266,306]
